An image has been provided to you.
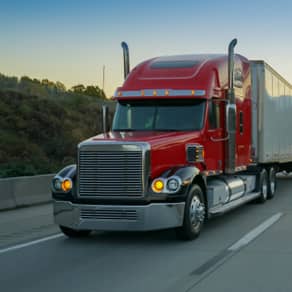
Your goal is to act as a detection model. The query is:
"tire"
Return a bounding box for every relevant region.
[256,168,268,204]
[59,226,91,238]
[176,185,206,240]
[267,167,277,199]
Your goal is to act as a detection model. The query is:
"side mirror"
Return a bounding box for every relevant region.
[226,103,237,133]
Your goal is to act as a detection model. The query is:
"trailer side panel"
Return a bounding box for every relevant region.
[251,61,292,164]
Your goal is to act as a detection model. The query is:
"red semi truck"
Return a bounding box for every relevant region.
[52,39,292,239]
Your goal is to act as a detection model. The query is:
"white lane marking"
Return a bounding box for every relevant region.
[228,212,283,251]
[0,233,64,255]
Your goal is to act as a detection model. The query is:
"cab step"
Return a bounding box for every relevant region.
[208,192,260,217]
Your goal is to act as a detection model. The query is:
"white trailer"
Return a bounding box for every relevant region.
[251,61,292,170]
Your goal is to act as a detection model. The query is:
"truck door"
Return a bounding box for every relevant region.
[205,99,225,172]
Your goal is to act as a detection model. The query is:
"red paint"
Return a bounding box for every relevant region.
[94,54,252,178]
[92,131,204,178]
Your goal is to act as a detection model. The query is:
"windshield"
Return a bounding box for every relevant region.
[112,99,206,131]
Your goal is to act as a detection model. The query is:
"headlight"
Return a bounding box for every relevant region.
[166,176,182,193]
[166,177,181,192]
[52,177,62,192]
[52,176,72,193]
[61,178,73,192]
[151,178,165,193]
[151,176,182,194]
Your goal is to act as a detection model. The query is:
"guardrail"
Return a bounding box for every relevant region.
[0,174,54,211]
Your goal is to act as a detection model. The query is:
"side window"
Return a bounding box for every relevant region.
[208,100,221,129]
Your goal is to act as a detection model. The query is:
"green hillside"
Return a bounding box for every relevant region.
[0,74,115,178]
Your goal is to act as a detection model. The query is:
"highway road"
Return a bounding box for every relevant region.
[0,174,292,292]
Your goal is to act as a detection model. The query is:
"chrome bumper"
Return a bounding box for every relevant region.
[53,200,185,231]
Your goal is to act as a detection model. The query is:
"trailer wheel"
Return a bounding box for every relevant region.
[256,169,268,204]
[176,185,206,240]
[267,167,277,199]
[59,226,91,238]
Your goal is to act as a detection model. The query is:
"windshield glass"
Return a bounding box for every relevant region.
[112,99,206,131]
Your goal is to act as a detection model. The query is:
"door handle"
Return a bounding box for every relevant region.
[210,134,229,142]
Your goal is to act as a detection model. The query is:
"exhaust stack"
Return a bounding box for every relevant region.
[121,41,130,80]
[228,38,237,102]
[102,105,109,135]
[225,38,237,174]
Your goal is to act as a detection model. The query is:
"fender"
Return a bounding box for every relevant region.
[159,166,203,184]
[172,166,201,185]
[171,166,208,211]
[156,166,206,194]
[55,164,76,180]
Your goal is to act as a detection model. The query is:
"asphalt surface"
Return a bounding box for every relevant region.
[0,174,292,292]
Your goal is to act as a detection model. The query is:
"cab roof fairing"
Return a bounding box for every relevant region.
[114,54,250,100]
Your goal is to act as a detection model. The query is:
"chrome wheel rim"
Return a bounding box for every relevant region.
[189,195,205,229]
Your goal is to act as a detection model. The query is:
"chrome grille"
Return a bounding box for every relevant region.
[80,209,138,221]
[78,145,144,197]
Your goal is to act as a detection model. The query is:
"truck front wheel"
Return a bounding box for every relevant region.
[59,226,92,238]
[176,185,206,240]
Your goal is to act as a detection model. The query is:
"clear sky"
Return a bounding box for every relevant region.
[1,0,292,97]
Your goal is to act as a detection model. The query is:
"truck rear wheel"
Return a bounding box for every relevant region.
[176,185,206,240]
[256,168,268,204]
[267,167,277,199]
[59,226,91,238]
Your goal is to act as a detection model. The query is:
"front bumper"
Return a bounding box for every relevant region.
[53,200,185,231]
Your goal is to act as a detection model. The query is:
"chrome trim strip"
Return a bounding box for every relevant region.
[53,200,185,231]
[209,191,260,216]
[235,165,247,172]
[114,89,206,98]
[203,170,223,176]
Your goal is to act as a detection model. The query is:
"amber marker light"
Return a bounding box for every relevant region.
[152,179,164,193]
[61,178,72,192]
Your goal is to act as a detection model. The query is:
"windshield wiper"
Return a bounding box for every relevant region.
[112,129,140,132]
[154,129,184,131]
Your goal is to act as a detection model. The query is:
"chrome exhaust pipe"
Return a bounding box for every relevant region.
[228,38,237,103]
[225,38,237,174]
[121,41,130,80]
[102,105,109,135]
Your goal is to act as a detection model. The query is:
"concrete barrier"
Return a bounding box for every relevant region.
[0,174,54,211]
[0,179,17,210]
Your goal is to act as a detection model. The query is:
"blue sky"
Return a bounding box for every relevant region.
[1,0,292,96]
